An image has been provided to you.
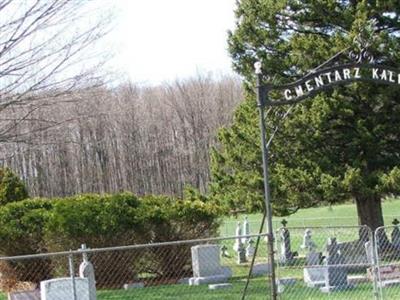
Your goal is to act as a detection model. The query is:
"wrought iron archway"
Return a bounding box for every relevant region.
[248,46,400,300]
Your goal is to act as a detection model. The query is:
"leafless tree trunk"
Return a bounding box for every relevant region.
[0,74,242,198]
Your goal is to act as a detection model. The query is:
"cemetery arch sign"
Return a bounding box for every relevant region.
[254,48,400,300]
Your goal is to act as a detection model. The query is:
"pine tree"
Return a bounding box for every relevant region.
[210,0,400,231]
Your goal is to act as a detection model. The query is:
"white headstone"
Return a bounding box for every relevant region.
[242,217,250,243]
[40,278,89,300]
[79,244,96,300]
[191,245,221,278]
[233,222,242,252]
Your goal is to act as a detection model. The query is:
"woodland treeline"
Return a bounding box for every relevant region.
[0,74,242,198]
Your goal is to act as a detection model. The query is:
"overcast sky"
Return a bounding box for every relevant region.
[107,0,237,85]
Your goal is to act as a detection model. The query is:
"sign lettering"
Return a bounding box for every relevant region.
[282,66,400,101]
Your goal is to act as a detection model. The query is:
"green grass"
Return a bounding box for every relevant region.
[92,278,399,299]
[97,276,270,299]
[220,197,400,236]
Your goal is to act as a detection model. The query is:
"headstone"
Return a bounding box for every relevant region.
[189,244,232,286]
[246,238,255,258]
[301,229,317,252]
[392,219,400,248]
[208,283,233,290]
[40,277,89,300]
[237,242,247,264]
[220,245,229,258]
[279,219,295,264]
[242,216,250,244]
[79,244,96,300]
[320,237,353,293]
[233,222,242,252]
[8,290,40,300]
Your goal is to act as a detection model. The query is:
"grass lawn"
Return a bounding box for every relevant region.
[94,278,385,300]
[94,278,400,299]
[221,197,400,236]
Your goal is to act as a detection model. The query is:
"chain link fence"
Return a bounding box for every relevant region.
[375,225,400,300]
[0,234,272,300]
[275,225,378,300]
[3,226,400,299]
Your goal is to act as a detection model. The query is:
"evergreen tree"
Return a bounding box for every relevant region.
[210,0,400,231]
[0,168,28,206]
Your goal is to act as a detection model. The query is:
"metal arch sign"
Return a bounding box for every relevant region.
[253,47,400,300]
[262,62,400,107]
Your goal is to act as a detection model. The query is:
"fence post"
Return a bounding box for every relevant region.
[68,250,77,300]
[369,227,379,300]
[373,228,383,300]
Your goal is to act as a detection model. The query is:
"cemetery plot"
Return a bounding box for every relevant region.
[375,225,400,298]
[275,225,375,299]
[0,234,271,300]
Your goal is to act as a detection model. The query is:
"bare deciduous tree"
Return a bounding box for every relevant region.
[0,74,243,198]
[0,0,112,142]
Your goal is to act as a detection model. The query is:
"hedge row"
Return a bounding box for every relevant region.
[0,192,221,287]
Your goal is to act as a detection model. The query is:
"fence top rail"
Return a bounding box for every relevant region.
[223,215,398,223]
[276,224,371,230]
[0,232,269,261]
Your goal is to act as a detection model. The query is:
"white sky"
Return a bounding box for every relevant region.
[108,0,237,85]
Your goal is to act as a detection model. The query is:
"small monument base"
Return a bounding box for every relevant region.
[189,275,230,286]
[320,284,354,293]
[304,267,326,288]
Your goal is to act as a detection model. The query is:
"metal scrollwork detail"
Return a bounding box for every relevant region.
[349,33,375,63]
[348,49,374,63]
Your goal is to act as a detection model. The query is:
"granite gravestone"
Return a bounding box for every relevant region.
[279,219,295,264]
[320,237,353,293]
[41,277,89,300]
[189,244,232,285]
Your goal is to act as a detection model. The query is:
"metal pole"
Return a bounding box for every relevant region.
[254,62,277,300]
[68,251,77,300]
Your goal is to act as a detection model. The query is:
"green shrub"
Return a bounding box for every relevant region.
[45,192,147,250]
[0,168,28,206]
[0,191,222,287]
[0,198,53,283]
[136,194,221,278]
